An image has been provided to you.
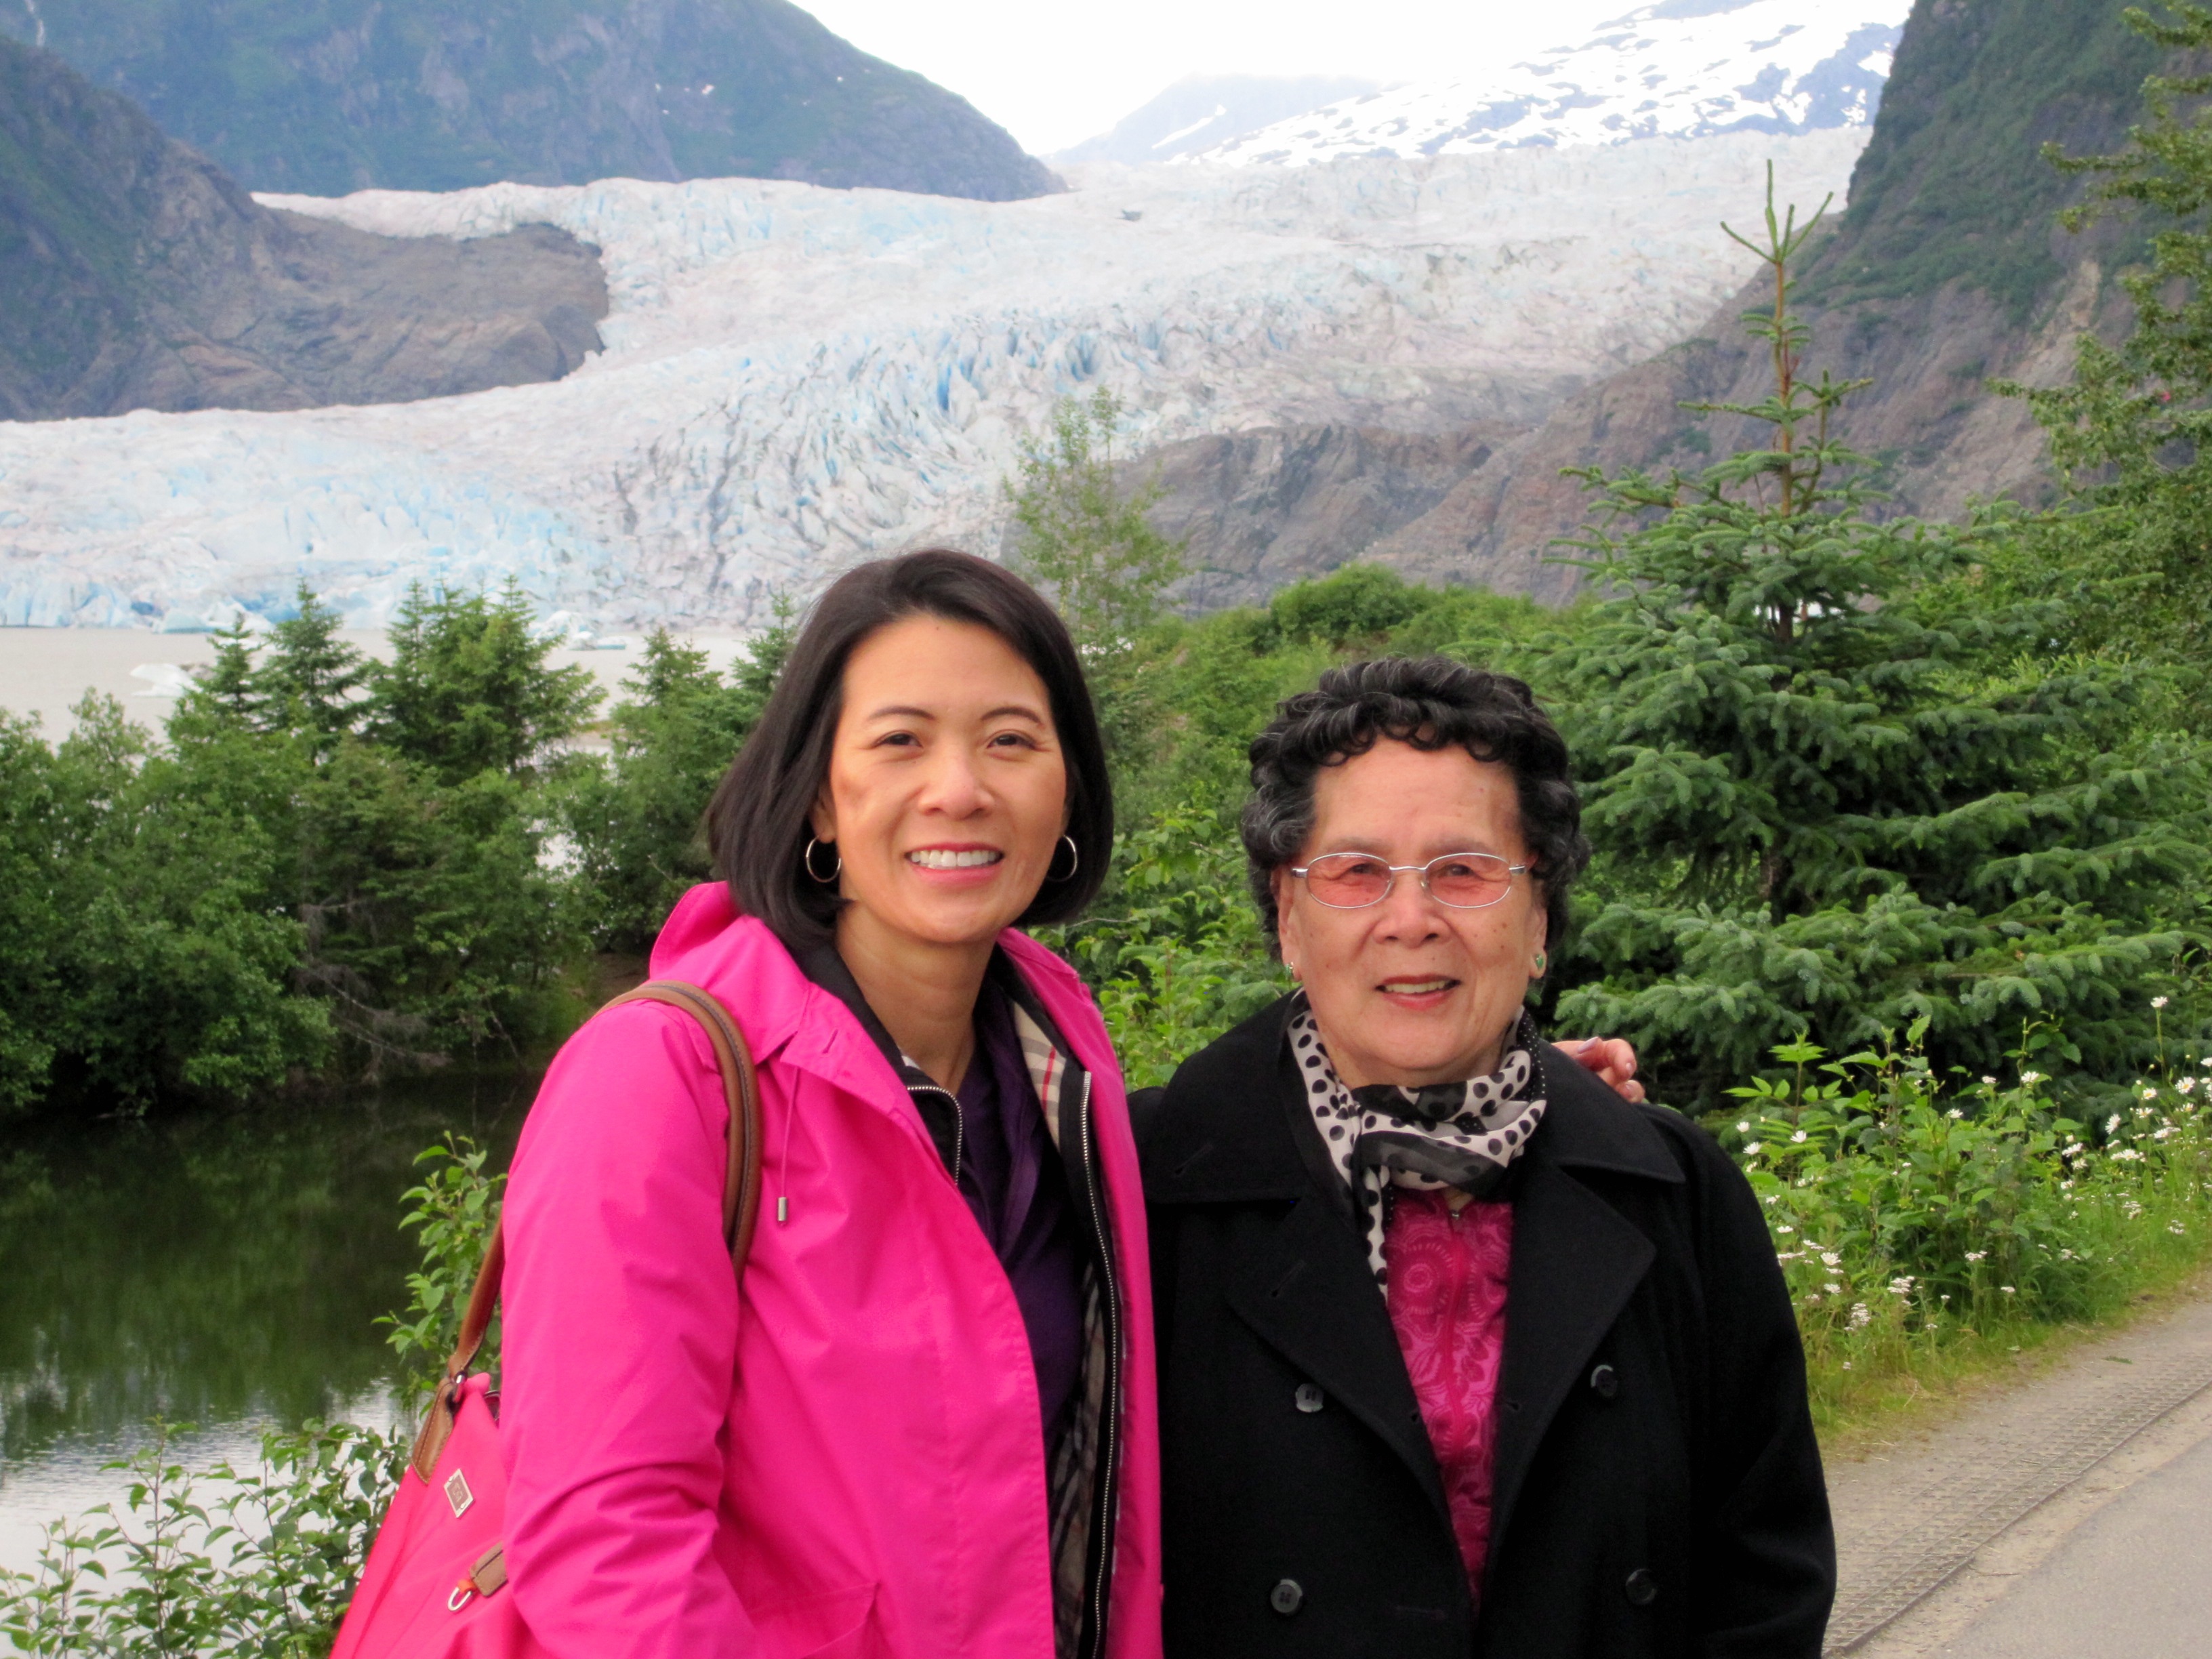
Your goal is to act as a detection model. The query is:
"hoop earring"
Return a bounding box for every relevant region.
[1046,834,1080,882]
[802,836,841,884]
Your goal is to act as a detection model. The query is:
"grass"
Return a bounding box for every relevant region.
[1814,1247,2212,1462]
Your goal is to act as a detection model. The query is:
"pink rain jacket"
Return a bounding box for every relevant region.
[499,884,1163,1659]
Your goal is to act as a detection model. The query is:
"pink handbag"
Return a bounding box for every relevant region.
[330,981,764,1659]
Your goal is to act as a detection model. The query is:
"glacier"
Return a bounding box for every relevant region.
[1192,0,1910,165]
[0,128,1870,632]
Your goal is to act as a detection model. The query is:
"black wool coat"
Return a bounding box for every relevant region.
[1134,998,1835,1659]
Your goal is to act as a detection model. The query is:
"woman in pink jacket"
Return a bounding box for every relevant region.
[497,550,1158,1659]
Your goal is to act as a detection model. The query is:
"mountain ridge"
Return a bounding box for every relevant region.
[0,0,1058,199]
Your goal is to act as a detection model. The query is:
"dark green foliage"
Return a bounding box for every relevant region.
[259,586,369,751]
[368,583,599,784]
[558,617,794,954]
[0,0,1055,200]
[1807,0,2163,319]
[1264,565,1432,649]
[41,697,333,1111]
[1545,178,2208,1107]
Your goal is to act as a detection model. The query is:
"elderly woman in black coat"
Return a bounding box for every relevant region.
[1137,657,1832,1659]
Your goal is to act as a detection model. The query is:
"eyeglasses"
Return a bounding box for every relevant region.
[1288,851,1530,911]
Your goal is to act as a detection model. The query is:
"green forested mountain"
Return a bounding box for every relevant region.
[1807,0,2166,316]
[0,0,1058,199]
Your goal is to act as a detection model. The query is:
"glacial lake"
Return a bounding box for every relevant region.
[0,1072,539,1574]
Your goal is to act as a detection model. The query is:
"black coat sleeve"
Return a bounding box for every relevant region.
[1660,1114,1836,1658]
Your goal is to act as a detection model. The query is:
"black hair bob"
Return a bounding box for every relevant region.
[708,549,1112,948]
[1240,655,1590,952]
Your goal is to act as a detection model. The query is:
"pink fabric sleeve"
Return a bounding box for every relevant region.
[499,1003,754,1659]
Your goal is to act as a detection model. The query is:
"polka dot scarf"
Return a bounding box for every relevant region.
[1288,1000,1548,1288]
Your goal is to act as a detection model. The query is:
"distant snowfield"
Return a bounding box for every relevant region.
[1195,0,1909,165]
[0,129,1868,632]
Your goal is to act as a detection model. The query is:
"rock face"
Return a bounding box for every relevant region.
[1126,424,1521,611]
[0,0,1058,201]
[1,35,609,421]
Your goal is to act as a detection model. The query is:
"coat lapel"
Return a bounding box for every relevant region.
[1486,1048,1683,1557]
[1153,998,1454,1529]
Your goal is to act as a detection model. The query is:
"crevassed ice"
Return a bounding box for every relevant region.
[0,129,1868,632]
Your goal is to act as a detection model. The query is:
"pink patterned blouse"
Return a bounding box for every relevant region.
[1382,1187,1516,1604]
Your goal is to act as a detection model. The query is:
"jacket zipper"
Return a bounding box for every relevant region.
[1076,1070,1121,1659]
[911,1081,963,1185]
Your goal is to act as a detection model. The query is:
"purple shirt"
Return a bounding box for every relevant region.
[956,981,1086,1448]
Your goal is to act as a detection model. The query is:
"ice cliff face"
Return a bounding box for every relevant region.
[0,128,1868,631]
[1193,0,1909,165]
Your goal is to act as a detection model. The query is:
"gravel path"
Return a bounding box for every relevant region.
[1826,1292,2212,1654]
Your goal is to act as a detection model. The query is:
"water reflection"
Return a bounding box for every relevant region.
[0,1071,535,1570]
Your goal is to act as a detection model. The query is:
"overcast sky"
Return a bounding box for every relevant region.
[801,0,1635,157]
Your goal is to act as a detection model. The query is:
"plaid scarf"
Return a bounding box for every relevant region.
[1289,998,1547,1289]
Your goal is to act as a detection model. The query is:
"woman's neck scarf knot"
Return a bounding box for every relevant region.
[1288,998,1547,1289]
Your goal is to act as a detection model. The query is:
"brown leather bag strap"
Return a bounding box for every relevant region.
[411,979,764,1478]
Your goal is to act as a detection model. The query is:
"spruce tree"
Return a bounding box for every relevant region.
[1544,171,2207,1107]
[260,584,367,750]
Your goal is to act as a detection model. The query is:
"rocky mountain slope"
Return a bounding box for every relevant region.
[1345,0,2169,601]
[1,35,608,421]
[0,0,1057,200]
[1194,0,1908,165]
[0,131,1865,628]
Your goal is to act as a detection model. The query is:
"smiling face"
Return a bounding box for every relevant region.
[1273,739,1549,1089]
[808,613,1069,957]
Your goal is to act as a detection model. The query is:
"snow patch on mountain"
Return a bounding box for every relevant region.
[1193,0,1910,165]
[0,129,1868,632]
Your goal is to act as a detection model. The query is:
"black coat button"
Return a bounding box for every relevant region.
[1624,1568,1658,1607]
[1294,1383,1325,1414]
[1589,1363,1620,1400]
[1270,1578,1305,1616]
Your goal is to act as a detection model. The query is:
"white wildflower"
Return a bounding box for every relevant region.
[2152,996,2170,1010]
[2001,1285,2017,1295]
[1776,1225,1796,1235]
[1792,1130,1808,1143]
[2170,1221,2187,1237]
[1848,1303,1872,1330]
[2179,1078,2196,1095]
[1744,1143,1763,1158]
[2022,1071,2044,1085]
[1825,1282,1843,1295]
[1737,1120,1751,1133]
[2108,1114,2125,1134]
[1947,1108,1965,1120]
[2144,1089,2159,1102]
[1965,1250,1986,1263]
[1887,1276,1914,1296]
[1821,1251,1842,1269]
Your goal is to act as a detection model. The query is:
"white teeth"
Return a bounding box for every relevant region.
[907,848,1004,869]
[1387,980,1452,994]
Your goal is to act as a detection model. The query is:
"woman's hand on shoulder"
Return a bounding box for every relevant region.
[1559,1036,1644,1104]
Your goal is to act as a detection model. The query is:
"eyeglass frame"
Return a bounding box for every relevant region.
[1286,851,1533,911]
